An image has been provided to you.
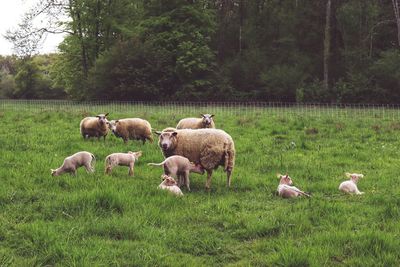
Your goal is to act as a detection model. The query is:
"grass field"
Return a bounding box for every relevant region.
[1,104,400,266]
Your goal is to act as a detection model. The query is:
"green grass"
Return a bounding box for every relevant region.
[1,106,400,266]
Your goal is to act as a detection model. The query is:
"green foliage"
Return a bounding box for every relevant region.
[1,105,400,265]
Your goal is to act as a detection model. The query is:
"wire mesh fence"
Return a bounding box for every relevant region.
[1,99,400,120]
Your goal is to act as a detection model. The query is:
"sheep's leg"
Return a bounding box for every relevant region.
[71,169,77,176]
[184,171,190,191]
[129,163,134,176]
[227,169,232,188]
[123,138,128,144]
[105,166,113,174]
[205,169,213,189]
[84,163,94,173]
[142,138,146,145]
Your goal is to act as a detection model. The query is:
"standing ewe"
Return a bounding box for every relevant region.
[80,113,109,140]
[108,118,153,144]
[104,151,142,176]
[156,128,235,189]
[158,175,183,196]
[277,174,311,198]
[148,155,205,191]
[339,173,364,195]
[51,151,95,176]
[176,114,215,129]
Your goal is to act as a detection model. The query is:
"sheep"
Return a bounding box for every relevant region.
[107,118,153,144]
[104,151,142,176]
[158,175,183,196]
[277,174,311,198]
[155,128,235,189]
[176,114,215,129]
[80,113,109,140]
[51,151,95,176]
[148,155,205,191]
[339,173,364,195]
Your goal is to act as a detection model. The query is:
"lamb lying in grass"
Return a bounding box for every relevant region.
[104,151,142,176]
[148,155,204,191]
[339,173,364,195]
[158,175,183,196]
[51,151,95,176]
[277,174,311,198]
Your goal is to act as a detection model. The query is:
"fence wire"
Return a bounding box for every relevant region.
[1,99,400,120]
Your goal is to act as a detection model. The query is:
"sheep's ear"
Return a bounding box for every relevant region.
[95,115,100,118]
[172,131,178,136]
[115,120,119,123]
[345,172,351,178]
[276,173,282,178]
[154,131,162,135]
[105,113,109,117]
[200,114,205,118]
[210,114,215,118]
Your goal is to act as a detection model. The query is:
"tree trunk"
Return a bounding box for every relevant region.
[323,0,331,93]
[392,0,400,47]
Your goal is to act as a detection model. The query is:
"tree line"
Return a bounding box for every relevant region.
[2,0,400,103]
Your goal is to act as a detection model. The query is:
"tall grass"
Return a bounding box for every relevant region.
[0,104,399,266]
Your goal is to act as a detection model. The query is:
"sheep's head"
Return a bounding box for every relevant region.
[129,151,142,160]
[161,174,177,186]
[96,113,109,126]
[277,173,293,185]
[191,162,205,174]
[201,114,214,127]
[51,169,58,176]
[345,172,364,182]
[156,130,178,152]
[107,120,119,135]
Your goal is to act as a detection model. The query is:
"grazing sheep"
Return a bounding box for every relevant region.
[148,155,205,191]
[176,114,215,129]
[156,128,235,189]
[277,174,311,198]
[158,175,183,196]
[339,173,364,195]
[107,118,153,144]
[80,113,109,140]
[104,151,142,176]
[51,151,95,176]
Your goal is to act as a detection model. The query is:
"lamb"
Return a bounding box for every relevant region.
[51,151,95,176]
[277,174,311,198]
[176,114,215,129]
[104,151,142,176]
[339,173,364,195]
[155,128,235,189]
[80,113,109,140]
[107,118,153,144]
[148,155,205,191]
[158,175,183,196]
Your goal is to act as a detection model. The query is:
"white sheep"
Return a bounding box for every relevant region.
[104,151,142,176]
[80,113,109,140]
[148,155,205,191]
[176,114,215,129]
[277,174,311,198]
[156,128,235,189]
[51,151,95,176]
[339,173,364,194]
[158,175,183,196]
[107,118,153,144]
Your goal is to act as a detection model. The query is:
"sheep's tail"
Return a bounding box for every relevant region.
[147,160,166,167]
[224,141,235,172]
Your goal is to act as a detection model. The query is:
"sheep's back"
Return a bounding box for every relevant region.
[176,118,202,129]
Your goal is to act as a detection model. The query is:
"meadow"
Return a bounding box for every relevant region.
[0,102,400,266]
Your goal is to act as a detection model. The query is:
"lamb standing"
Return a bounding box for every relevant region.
[51,151,95,176]
[104,151,142,176]
[148,155,205,191]
[158,175,183,196]
[176,114,215,129]
[107,118,153,144]
[156,128,235,189]
[277,174,311,198]
[339,173,364,195]
[80,113,109,140]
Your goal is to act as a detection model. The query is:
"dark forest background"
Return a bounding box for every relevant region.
[1,0,400,103]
